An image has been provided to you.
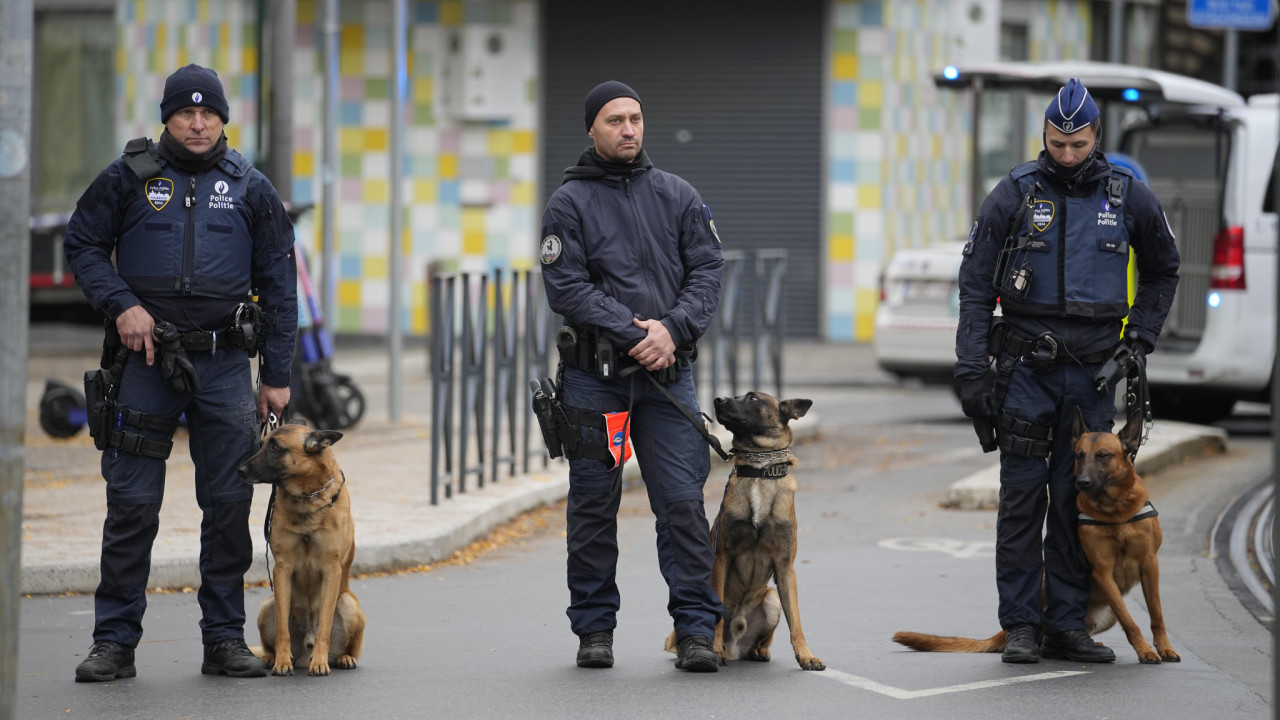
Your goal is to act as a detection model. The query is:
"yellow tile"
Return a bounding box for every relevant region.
[855,289,879,341]
[338,279,361,305]
[857,185,882,208]
[412,76,434,100]
[298,0,315,24]
[413,179,437,203]
[157,24,167,50]
[510,181,534,206]
[861,81,883,108]
[439,154,458,179]
[242,45,258,74]
[487,129,512,155]
[512,130,535,154]
[364,256,388,279]
[364,128,388,151]
[363,179,389,204]
[197,0,209,23]
[293,151,315,177]
[412,303,428,335]
[833,53,857,80]
[340,49,362,76]
[440,0,464,26]
[340,25,364,52]
[462,207,486,233]
[830,233,854,261]
[463,230,486,255]
[339,128,364,153]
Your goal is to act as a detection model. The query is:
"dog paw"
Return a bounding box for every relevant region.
[1159,649,1181,663]
[271,663,294,676]
[797,655,826,671]
[308,661,332,676]
[1137,650,1162,665]
[746,647,771,662]
[334,655,358,670]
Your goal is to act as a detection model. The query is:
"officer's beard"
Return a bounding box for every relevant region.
[1039,129,1101,190]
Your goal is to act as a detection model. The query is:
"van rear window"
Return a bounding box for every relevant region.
[1124,124,1229,182]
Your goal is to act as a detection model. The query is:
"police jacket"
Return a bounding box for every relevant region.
[954,151,1180,381]
[64,138,298,388]
[540,148,724,351]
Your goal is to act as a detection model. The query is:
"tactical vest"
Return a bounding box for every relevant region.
[998,162,1132,320]
[115,140,254,302]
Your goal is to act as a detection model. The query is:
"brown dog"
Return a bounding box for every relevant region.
[238,423,367,676]
[665,391,824,671]
[892,408,1179,664]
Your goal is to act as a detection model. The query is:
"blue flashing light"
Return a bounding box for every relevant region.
[1122,88,1140,102]
[942,66,959,81]
[1208,291,1221,308]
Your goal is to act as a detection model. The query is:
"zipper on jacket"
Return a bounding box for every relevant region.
[624,176,655,298]
[182,176,196,294]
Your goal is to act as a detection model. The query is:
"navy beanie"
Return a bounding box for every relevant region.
[160,64,230,123]
[584,80,641,130]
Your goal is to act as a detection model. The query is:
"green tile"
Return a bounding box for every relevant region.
[829,213,853,235]
[366,78,389,99]
[859,108,881,130]
[834,29,858,53]
[341,153,362,177]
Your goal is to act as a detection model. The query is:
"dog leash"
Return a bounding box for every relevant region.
[617,363,732,462]
[258,412,280,591]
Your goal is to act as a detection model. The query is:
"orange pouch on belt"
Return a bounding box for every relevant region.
[604,411,633,470]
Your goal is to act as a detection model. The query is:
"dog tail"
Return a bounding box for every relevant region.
[892,630,1006,653]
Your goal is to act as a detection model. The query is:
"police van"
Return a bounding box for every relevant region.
[926,62,1280,423]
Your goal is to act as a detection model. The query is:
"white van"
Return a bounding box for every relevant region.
[897,62,1280,423]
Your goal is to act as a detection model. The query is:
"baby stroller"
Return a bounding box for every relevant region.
[286,204,364,430]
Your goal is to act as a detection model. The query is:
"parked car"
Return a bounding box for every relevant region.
[879,62,1280,423]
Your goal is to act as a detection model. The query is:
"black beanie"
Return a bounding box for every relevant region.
[160,64,230,123]
[584,80,641,130]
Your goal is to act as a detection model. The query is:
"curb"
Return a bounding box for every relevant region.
[943,421,1229,511]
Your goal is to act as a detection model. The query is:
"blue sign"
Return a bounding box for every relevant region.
[1187,0,1276,30]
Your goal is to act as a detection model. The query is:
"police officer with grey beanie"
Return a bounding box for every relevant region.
[65,63,297,681]
[955,78,1180,664]
[540,80,725,672]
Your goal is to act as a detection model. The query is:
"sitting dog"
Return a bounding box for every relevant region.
[893,408,1179,664]
[666,391,825,671]
[238,423,367,675]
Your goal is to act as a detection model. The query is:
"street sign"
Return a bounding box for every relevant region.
[1187,0,1276,30]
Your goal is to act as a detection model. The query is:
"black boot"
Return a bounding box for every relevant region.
[201,638,267,677]
[1002,624,1041,664]
[674,635,720,673]
[576,630,614,668]
[1041,629,1116,663]
[75,640,137,682]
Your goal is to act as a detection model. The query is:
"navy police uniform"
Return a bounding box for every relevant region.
[64,71,296,652]
[955,80,1179,649]
[540,134,724,644]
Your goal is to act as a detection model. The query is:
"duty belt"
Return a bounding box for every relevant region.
[177,326,252,353]
[997,329,1112,367]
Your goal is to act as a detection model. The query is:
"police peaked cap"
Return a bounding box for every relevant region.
[1045,78,1099,134]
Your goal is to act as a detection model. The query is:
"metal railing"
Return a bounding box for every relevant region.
[427,250,787,505]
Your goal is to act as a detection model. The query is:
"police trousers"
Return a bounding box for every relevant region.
[93,346,260,647]
[996,359,1115,633]
[559,365,723,641]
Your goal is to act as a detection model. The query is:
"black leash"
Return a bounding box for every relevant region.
[618,363,731,462]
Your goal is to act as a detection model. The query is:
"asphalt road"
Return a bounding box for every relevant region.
[15,381,1274,719]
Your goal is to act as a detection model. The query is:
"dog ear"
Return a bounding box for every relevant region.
[304,430,344,454]
[1071,406,1088,447]
[1118,411,1143,459]
[780,398,812,421]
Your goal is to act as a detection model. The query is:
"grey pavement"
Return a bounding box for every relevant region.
[19,323,1227,594]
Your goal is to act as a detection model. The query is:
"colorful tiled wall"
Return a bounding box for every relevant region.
[116,0,539,336]
[825,0,1091,341]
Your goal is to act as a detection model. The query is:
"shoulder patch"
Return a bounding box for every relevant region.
[703,204,721,244]
[540,234,562,264]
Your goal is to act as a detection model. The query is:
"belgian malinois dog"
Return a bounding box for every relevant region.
[893,408,1179,664]
[665,391,825,671]
[238,423,367,675]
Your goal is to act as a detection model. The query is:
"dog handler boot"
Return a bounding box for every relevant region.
[75,640,137,682]
[674,635,720,673]
[1001,624,1040,664]
[1041,629,1116,663]
[576,630,614,668]
[201,638,268,677]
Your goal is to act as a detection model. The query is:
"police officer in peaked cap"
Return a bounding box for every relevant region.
[954,78,1180,663]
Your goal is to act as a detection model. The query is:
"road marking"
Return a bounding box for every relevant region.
[878,536,996,559]
[815,668,1088,699]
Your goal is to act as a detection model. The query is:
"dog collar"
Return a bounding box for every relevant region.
[732,447,793,479]
[285,470,346,507]
[1078,500,1157,526]
[735,462,791,479]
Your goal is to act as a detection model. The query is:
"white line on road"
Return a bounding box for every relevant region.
[814,668,1088,700]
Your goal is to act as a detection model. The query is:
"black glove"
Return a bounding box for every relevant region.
[1124,332,1147,377]
[959,378,997,420]
[153,321,201,393]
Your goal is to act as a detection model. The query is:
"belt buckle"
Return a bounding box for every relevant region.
[1031,333,1058,374]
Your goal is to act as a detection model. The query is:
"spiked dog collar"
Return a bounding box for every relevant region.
[733,448,793,479]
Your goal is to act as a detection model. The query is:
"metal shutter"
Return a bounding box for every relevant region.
[541,0,824,337]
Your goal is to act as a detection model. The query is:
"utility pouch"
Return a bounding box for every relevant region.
[231,301,266,357]
[595,336,616,380]
[83,368,113,451]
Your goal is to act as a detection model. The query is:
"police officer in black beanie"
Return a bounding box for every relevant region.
[540,80,726,672]
[65,63,297,681]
